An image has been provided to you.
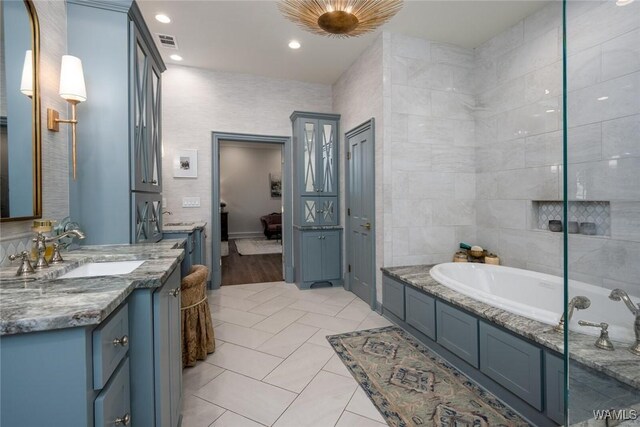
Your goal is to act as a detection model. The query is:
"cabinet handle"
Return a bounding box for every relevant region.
[142,180,147,184]
[317,236,322,240]
[170,288,181,297]
[115,413,131,425]
[113,335,129,347]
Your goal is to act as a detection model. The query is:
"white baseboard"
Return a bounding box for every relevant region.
[229,231,264,240]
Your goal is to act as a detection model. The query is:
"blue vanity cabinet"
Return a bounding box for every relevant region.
[294,228,343,288]
[0,304,131,426]
[67,0,166,245]
[129,265,183,427]
[163,227,205,277]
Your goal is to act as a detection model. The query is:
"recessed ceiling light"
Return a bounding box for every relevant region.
[288,40,301,49]
[155,14,171,24]
[597,96,609,101]
[616,0,634,6]
[170,54,183,61]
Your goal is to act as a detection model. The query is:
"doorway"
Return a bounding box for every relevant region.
[345,119,376,308]
[211,132,293,288]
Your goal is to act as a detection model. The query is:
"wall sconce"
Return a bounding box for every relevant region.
[47,55,86,180]
[20,50,33,97]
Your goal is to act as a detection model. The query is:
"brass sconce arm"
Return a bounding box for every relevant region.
[47,101,79,180]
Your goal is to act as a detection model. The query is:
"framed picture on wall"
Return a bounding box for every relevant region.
[270,172,282,198]
[174,149,198,178]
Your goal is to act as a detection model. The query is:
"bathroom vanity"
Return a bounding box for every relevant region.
[381,266,639,426]
[0,241,185,427]
[163,221,207,278]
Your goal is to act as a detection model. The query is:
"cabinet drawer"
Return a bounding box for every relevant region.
[405,287,436,340]
[93,303,129,390]
[382,276,405,320]
[436,302,478,368]
[479,322,542,410]
[545,352,565,424]
[95,358,131,427]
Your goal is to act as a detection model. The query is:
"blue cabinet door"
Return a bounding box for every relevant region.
[545,352,565,424]
[302,231,323,281]
[382,276,405,320]
[299,118,320,196]
[479,322,542,410]
[153,276,172,427]
[436,302,479,368]
[405,287,436,340]
[321,230,341,280]
[318,119,338,196]
[168,269,183,426]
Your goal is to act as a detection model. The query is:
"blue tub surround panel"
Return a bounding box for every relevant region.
[163,222,207,278]
[0,241,184,427]
[380,266,640,427]
[66,0,166,245]
[291,112,343,289]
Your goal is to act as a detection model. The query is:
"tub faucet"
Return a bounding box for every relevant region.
[609,289,640,356]
[554,296,591,333]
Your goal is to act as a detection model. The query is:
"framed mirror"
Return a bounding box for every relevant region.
[0,0,41,222]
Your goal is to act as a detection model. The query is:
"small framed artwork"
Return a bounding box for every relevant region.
[270,172,282,198]
[173,149,198,178]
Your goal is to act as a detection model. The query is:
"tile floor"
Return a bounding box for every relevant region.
[182,281,393,427]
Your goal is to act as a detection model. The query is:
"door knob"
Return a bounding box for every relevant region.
[360,222,372,230]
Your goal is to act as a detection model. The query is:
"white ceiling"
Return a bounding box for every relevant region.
[138,0,549,85]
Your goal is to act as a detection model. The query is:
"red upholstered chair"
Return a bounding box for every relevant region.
[260,212,282,240]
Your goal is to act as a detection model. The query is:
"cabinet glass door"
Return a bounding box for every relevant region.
[319,198,337,226]
[319,121,337,195]
[302,120,318,194]
[303,198,317,225]
[148,67,161,192]
[134,196,149,243]
[149,197,162,241]
[133,40,149,191]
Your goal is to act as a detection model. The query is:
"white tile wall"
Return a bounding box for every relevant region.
[475,0,640,294]
[162,66,333,270]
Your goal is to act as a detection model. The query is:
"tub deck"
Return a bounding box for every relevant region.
[381,264,639,391]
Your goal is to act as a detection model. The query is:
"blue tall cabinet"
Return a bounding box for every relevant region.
[67,0,165,245]
[291,112,343,288]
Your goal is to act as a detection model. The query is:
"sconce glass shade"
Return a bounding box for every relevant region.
[20,50,33,97]
[59,55,86,102]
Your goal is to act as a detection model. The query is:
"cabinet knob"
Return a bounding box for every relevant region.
[113,335,129,347]
[115,413,131,425]
[170,288,181,297]
[142,180,147,184]
[151,180,157,184]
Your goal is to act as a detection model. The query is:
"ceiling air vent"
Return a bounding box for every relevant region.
[156,33,178,50]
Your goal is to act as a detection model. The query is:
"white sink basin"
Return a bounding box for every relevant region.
[59,260,145,279]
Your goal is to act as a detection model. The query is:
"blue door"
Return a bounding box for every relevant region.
[346,120,375,307]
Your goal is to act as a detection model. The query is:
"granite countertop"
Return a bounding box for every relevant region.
[0,240,185,336]
[162,221,207,234]
[381,265,640,391]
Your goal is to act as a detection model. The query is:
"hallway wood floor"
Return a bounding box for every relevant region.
[221,240,283,286]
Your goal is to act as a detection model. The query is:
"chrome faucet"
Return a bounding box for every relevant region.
[45,229,86,264]
[609,289,640,356]
[8,251,35,276]
[554,295,591,333]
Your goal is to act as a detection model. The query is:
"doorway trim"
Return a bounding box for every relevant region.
[211,131,293,288]
[344,118,376,309]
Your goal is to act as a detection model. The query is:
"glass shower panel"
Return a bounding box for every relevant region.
[565,0,640,424]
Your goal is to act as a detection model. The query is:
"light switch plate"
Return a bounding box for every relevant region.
[162,197,167,208]
[182,197,200,208]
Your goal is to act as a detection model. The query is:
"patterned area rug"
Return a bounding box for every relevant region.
[235,239,282,256]
[328,326,531,427]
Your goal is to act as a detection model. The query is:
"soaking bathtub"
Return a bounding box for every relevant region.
[430,262,639,344]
